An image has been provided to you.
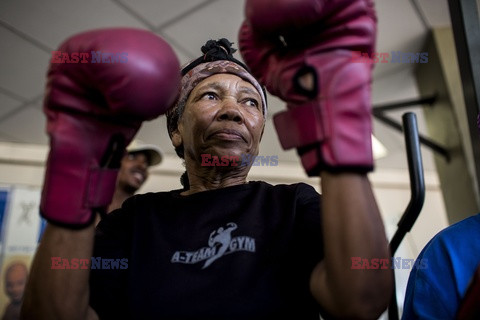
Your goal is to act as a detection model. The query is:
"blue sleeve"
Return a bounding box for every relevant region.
[402,238,460,319]
[402,259,454,319]
[402,215,480,319]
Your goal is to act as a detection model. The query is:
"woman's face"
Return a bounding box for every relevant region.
[172,73,265,164]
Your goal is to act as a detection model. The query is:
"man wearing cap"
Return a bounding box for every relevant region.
[107,140,163,213]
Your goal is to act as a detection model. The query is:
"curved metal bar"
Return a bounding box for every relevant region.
[388,112,426,320]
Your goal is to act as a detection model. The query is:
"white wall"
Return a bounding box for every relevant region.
[0,141,449,317]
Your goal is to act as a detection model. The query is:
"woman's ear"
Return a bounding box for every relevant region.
[259,123,265,142]
[171,128,183,148]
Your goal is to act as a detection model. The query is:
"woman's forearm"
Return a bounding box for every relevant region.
[311,172,393,319]
[22,223,98,320]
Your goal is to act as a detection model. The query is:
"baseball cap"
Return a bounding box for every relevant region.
[126,140,163,166]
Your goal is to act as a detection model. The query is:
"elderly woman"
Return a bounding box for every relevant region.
[23,1,392,319]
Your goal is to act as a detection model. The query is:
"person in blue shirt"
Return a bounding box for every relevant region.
[402,213,480,319]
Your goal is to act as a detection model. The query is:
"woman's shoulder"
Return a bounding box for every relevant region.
[99,191,173,225]
[428,213,480,248]
[130,190,176,202]
[124,182,320,206]
[252,180,317,191]
[249,181,320,205]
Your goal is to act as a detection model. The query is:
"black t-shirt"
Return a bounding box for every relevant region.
[90,181,324,319]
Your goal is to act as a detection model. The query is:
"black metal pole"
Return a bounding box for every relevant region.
[390,113,426,254]
[388,113,426,320]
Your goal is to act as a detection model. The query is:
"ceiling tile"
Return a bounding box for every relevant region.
[373,0,428,81]
[0,27,50,99]
[117,0,210,29]
[0,0,146,50]
[0,93,23,119]
[162,0,244,65]
[164,39,194,66]
[29,95,45,110]
[376,0,427,52]
[0,106,47,144]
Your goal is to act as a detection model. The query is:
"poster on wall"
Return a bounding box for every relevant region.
[0,185,42,318]
[0,188,10,252]
[2,186,42,256]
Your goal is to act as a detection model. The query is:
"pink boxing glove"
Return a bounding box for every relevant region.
[239,0,377,175]
[41,28,180,228]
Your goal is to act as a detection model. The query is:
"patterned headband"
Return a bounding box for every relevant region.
[166,41,267,139]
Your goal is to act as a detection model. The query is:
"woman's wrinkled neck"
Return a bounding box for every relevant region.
[180,159,250,195]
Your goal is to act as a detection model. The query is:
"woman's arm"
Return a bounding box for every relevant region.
[22,223,98,320]
[310,172,393,319]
